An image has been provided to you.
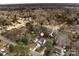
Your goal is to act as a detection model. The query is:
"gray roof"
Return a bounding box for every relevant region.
[53,46,63,53]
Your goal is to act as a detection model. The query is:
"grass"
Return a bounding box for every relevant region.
[35,46,45,53]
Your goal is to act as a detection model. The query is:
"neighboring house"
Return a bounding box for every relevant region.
[0,35,16,56]
[53,46,66,56]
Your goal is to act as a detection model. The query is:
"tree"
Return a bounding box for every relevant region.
[0,17,9,26]
[9,44,14,52]
[19,33,30,45]
[9,42,29,56]
[15,42,29,55]
[26,23,34,33]
[44,40,53,56]
[12,15,17,23]
[44,40,53,51]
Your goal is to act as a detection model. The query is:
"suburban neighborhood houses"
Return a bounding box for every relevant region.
[0,3,79,56]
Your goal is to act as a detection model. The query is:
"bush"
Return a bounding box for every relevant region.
[0,17,7,26]
[0,53,3,56]
[26,23,34,33]
[9,44,14,52]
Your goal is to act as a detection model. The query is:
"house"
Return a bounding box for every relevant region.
[32,33,46,51]
[34,32,46,45]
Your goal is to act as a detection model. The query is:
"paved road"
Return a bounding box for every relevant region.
[0,35,16,46]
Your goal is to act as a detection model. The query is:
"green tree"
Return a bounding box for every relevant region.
[26,23,34,33]
[44,40,53,56]
[15,42,29,55]
[12,15,17,23]
[9,44,14,52]
[44,40,53,51]
[9,42,29,56]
